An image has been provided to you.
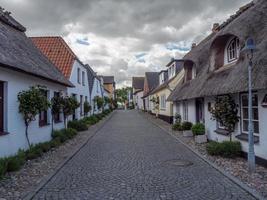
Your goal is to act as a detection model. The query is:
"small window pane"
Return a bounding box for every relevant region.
[243,120,248,132]
[252,94,258,106]
[242,108,248,119]
[242,95,248,106]
[253,108,258,120]
[254,121,259,134]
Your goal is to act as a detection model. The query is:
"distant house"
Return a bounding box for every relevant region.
[149,59,185,123]
[132,77,144,110]
[101,76,116,99]
[0,10,72,157]
[142,72,159,112]
[168,0,267,162]
[31,36,90,120]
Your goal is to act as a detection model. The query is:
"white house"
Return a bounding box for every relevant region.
[132,77,144,110]
[31,36,90,120]
[168,0,267,163]
[0,10,72,157]
[85,64,104,114]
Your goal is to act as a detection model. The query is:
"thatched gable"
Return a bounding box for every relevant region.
[168,0,267,101]
[0,8,72,87]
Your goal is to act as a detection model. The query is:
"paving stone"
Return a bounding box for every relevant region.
[32,111,256,200]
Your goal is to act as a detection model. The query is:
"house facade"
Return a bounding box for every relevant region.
[0,11,72,157]
[132,77,144,110]
[149,60,185,123]
[31,37,90,120]
[168,0,267,162]
[142,72,159,112]
[102,76,116,99]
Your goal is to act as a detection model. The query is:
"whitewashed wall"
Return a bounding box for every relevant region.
[204,91,267,160]
[0,67,67,157]
[90,78,102,114]
[134,91,144,110]
[67,60,90,120]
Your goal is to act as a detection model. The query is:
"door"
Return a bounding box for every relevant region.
[0,82,4,132]
[196,98,204,123]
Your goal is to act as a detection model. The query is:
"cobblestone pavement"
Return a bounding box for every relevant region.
[32,111,256,200]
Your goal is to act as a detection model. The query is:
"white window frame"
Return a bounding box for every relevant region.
[82,71,85,86]
[226,37,240,64]
[240,93,259,135]
[77,68,81,84]
[183,101,188,121]
[160,95,166,110]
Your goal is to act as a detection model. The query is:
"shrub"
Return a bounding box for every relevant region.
[39,142,51,153]
[26,145,43,160]
[52,130,68,143]
[206,141,241,158]
[50,138,62,148]
[63,128,78,139]
[172,122,183,131]
[0,158,7,179]
[182,121,193,131]
[67,120,88,131]
[192,123,205,135]
[6,150,26,172]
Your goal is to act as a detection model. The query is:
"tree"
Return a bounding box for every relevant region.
[210,95,239,141]
[62,96,80,128]
[51,93,64,131]
[17,86,50,147]
[84,101,91,116]
[93,96,104,111]
[115,87,132,104]
[104,96,111,108]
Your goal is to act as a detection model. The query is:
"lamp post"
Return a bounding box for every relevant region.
[242,38,258,173]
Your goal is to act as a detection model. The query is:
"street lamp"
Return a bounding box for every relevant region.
[241,38,258,173]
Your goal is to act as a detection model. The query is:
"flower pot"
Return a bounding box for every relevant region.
[195,135,207,144]
[183,130,193,137]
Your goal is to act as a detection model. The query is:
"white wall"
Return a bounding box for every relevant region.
[90,78,103,114]
[67,60,90,120]
[204,91,267,160]
[134,91,144,110]
[0,67,67,157]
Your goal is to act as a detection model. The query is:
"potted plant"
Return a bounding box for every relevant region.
[182,121,193,137]
[172,122,183,135]
[192,123,207,143]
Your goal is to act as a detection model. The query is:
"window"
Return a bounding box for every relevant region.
[72,94,77,120]
[39,90,48,127]
[227,37,240,63]
[160,95,166,109]
[183,101,188,121]
[80,95,83,116]
[241,93,259,134]
[82,71,85,86]
[77,68,81,84]
[53,92,61,123]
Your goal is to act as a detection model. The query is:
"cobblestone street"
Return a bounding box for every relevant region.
[32,111,256,200]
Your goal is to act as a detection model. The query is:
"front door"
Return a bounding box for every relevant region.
[196,98,204,123]
[0,82,4,132]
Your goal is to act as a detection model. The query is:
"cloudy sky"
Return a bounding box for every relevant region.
[1,0,250,88]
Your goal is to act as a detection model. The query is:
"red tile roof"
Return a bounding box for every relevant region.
[31,36,76,78]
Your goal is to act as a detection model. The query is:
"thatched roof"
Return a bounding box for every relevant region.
[168,0,267,101]
[132,77,144,90]
[0,8,73,87]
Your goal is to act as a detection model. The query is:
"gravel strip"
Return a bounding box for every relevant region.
[144,112,267,199]
[0,113,113,200]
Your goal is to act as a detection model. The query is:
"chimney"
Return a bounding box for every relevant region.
[212,23,220,33]
[191,43,197,49]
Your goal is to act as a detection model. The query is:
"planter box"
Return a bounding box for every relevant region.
[183,130,193,137]
[195,135,207,144]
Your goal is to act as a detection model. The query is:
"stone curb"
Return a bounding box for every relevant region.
[141,112,266,200]
[23,111,116,200]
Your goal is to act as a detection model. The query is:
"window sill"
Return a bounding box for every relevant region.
[214,128,230,136]
[0,131,10,136]
[214,62,237,73]
[39,123,51,128]
[236,134,259,144]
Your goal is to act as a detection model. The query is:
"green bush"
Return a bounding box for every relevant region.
[182,121,193,131]
[206,141,241,158]
[67,120,88,131]
[0,158,7,179]
[172,122,183,131]
[50,137,62,148]
[63,128,78,139]
[84,116,98,125]
[52,129,68,143]
[6,150,26,172]
[192,123,205,135]
[39,142,51,153]
[26,145,43,160]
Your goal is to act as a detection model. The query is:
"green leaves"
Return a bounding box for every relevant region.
[83,101,91,114]
[210,95,239,133]
[93,96,104,110]
[17,86,50,125]
[62,96,80,117]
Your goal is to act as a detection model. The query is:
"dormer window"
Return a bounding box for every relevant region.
[226,37,240,63]
[168,64,176,79]
[159,72,165,84]
[184,60,195,82]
